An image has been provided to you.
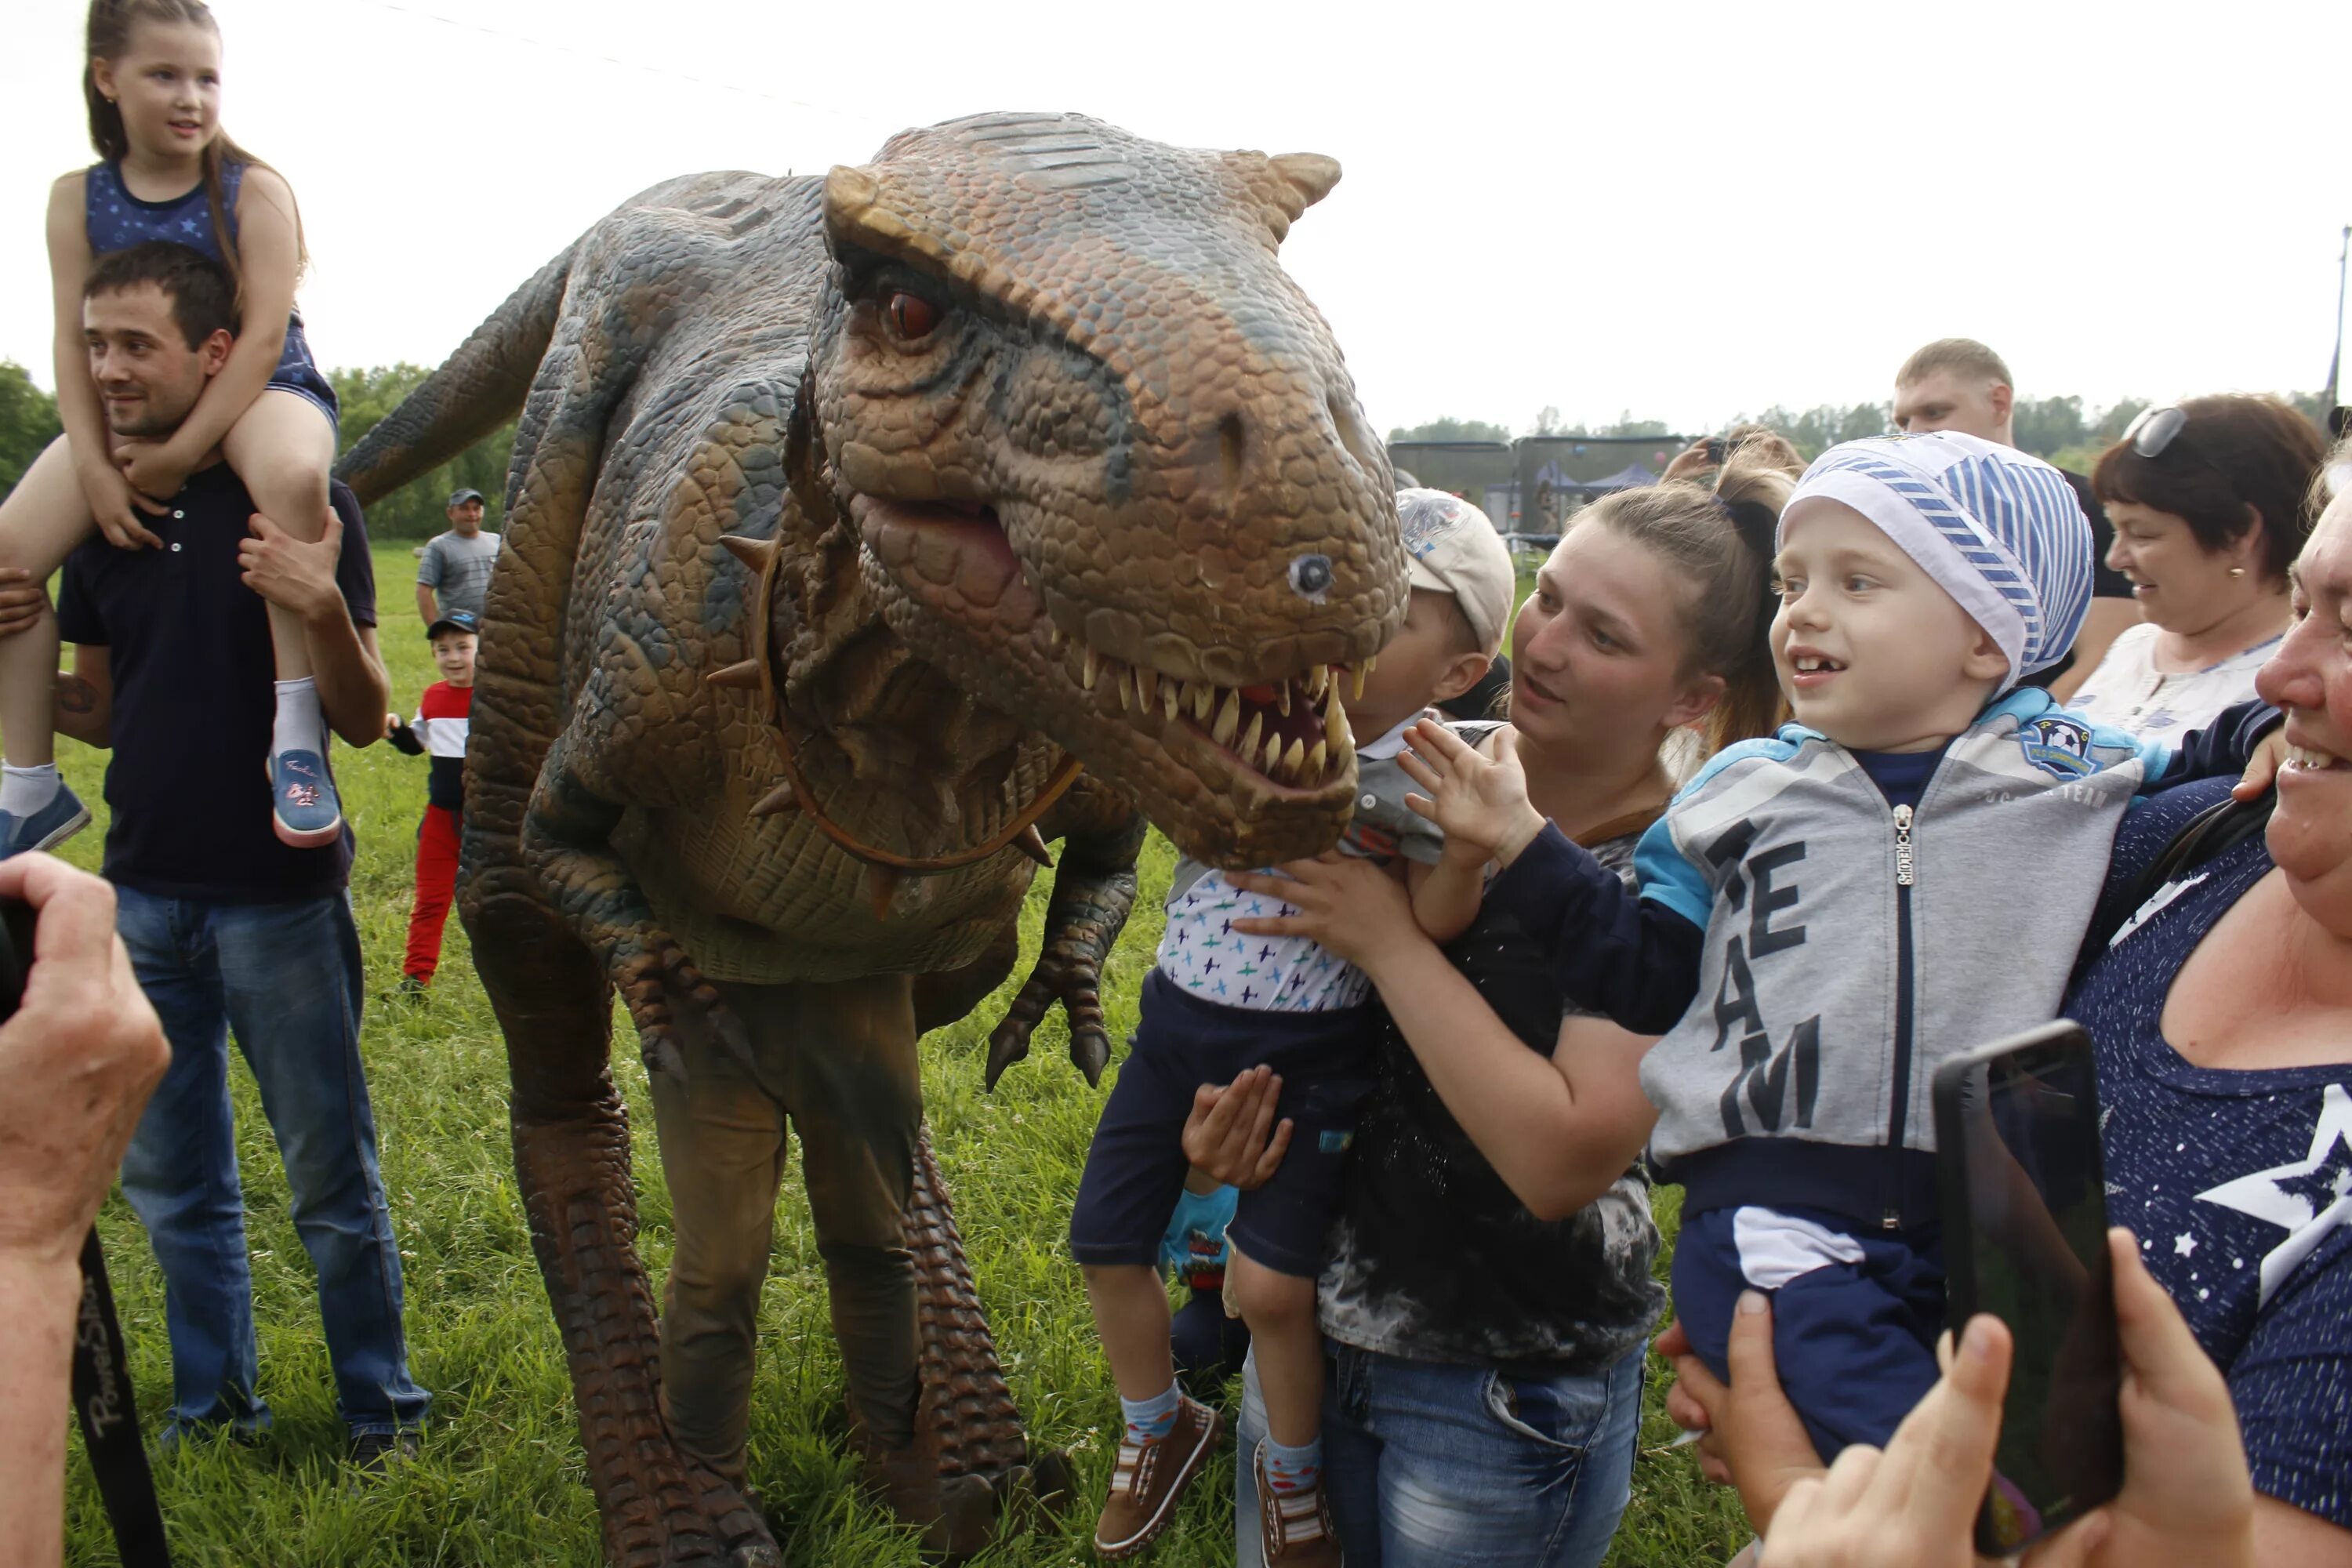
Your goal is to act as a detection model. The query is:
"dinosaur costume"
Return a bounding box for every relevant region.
[339,111,1404,1566]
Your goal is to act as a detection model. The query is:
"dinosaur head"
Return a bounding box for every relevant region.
[802,112,1406,868]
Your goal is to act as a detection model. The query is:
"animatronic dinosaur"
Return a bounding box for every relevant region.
[339,111,1404,1566]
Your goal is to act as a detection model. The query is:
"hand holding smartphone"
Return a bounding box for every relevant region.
[1933,1021,2124,1555]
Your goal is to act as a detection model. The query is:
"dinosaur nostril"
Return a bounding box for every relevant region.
[1217,413,1246,499]
[1328,392,1379,473]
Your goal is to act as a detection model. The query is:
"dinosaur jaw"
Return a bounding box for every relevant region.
[852,492,1366,862]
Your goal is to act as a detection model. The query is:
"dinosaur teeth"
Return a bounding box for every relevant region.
[1305,663,1329,701]
[1161,679,1179,721]
[1264,731,1285,775]
[1191,681,1214,722]
[1330,699,1354,754]
[1212,689,1240,746]
[1240,710,1263,760]
[1083,648,1100,690]
[1305,739,1327,780]
[1135,668,1157,711]
[1349,662,1368,702]
[1116,666,1131,709]
[1282,735,1305,779]
[1277,682,1291,717]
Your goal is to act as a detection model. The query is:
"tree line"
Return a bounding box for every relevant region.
[7,356,2332,525]
[1392,392,2339,474]
[0,360,516,539]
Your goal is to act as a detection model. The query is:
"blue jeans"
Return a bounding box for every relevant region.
[1236,1340,1643,1568]
[114,887,427,1439]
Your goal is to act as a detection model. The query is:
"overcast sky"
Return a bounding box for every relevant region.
[5,0,2347,440]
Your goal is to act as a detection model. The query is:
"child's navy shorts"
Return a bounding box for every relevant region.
[1070,970,1377,1279]
[1672,1201,1947,1461]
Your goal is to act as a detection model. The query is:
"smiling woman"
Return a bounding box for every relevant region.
[2071,395,2328,742]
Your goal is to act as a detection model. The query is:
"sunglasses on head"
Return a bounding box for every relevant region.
[2122,405,2190,459]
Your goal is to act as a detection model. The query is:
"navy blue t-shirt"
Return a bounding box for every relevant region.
[56,463,376,903]
[2067,780,2352,1530]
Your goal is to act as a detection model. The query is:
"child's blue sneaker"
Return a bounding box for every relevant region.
[270,750,343,848]
[0,782,90,859]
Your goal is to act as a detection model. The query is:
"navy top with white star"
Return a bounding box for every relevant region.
[2068,779,2352,1530]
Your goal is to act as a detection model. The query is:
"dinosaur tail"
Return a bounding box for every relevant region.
[334,241,578,506]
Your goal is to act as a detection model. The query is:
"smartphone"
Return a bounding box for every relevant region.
[1933,1021,2123,1555]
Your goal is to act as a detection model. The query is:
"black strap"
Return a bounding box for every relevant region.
[2118,789,2277,916]
[71,1226,171,1566]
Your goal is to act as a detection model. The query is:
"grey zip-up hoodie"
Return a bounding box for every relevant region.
[1487,688,2182,1226]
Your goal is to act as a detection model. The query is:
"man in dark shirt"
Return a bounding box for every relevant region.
[48,242,426,1467]
[1893,337,2139,695]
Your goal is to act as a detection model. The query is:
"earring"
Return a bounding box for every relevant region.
[2229,566,2247,578]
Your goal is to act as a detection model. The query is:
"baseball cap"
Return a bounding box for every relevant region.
[1395,488,1515,657]
[426,608,481,640]
[1781,431,2092,692]
[448,488,485,507]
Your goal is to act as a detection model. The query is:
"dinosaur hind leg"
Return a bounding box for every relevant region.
[467,875,779,1568]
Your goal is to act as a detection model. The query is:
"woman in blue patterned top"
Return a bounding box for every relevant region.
[1672,445,2352,1562]
[0,0,348,860]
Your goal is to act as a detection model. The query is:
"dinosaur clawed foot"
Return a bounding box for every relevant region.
[611,931,751,1085]
[688,1468,782,1568]
[983,965,1111,1091]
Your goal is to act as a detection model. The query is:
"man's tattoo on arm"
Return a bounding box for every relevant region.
[56,675,96,715]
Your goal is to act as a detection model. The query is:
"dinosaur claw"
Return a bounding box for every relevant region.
[982,1025,1031,1093]
[642,1033,688,1087]
[1069,1027,1110,1087]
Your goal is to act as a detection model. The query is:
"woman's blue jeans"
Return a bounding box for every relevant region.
[113,887,428,1440]
[1236,1339,1643,1568]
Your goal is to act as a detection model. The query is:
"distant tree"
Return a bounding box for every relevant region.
[1596,411,1671,439]
[2092,397,2150,445]
[2012,394,2087,457]
[1387,416,1515,445]
[1528,405,1570,437]
[1741,403,1888,461]
[0,361,63,499]
[332,364,517,539]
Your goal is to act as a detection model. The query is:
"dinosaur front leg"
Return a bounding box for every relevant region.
[520,747,748,1083]
[465,872,779,1568]
[986,781,1148,1088]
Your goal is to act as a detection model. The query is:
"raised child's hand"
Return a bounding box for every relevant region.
[1396,719,1549,866]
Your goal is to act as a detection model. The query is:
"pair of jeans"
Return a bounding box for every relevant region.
[114,886,427,1440]
[1235,1339,1644,1568]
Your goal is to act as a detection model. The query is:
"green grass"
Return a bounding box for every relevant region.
[56,545,1747,1566]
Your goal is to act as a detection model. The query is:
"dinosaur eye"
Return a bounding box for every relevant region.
[886,291,939,340]
[1288,553,1334,601]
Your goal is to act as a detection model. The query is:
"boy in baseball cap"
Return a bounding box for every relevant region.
[385,609,480,993]
[1420,432,2274,1463]
[1072,489,1512,1566]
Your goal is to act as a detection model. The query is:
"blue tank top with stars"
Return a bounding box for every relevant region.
[82,159,338,426]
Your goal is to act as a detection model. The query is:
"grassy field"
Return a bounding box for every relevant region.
[56,545,1748,1566]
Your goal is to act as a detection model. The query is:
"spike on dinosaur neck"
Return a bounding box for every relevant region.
[720,534,775,573]
[1013,826,1054,868]
[707,659,763,690]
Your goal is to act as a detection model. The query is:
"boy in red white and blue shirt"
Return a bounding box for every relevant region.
[386,611,477,990]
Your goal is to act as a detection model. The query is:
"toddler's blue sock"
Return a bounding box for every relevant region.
[1119,1383,1181,1447]
[1264,1434,1321,1494]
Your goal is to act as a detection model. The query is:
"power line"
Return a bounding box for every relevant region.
[339,0,873,129]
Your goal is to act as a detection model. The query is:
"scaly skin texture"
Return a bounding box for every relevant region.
[339,112,1402,1566]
